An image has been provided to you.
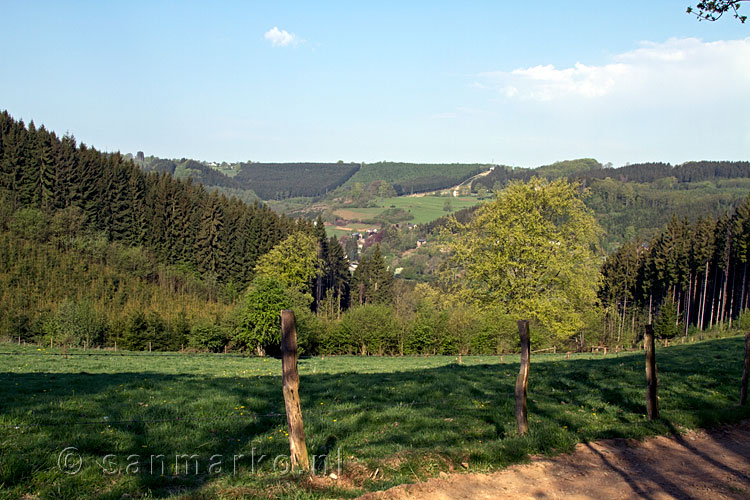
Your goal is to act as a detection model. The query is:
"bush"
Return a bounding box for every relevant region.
[9,208,49,242]
[335,304,401,355]
[189,322,229,352]
[47,300,107,347]
[121,311,171,351]
[236,276,311,355]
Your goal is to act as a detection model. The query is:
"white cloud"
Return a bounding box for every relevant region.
[478,37,750,103]
[264,26,299,47]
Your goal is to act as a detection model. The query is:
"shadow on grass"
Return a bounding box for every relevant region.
[2,337,750,498]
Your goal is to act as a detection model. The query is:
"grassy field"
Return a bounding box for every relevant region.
[329,196,481,236]
[1,337,749,499]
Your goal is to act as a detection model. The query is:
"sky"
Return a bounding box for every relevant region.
[1,1,749,168]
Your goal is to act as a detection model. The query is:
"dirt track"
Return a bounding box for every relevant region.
[359,421,750,500]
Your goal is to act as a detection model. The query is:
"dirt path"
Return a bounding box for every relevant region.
[359,421,750,500]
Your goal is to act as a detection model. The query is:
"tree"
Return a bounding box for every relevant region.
[254,231,319,296]
[688,1,747,23]
[653,299,682,339]
[352,244,393,306]
[236,276,310,355]
[444,177,602,340]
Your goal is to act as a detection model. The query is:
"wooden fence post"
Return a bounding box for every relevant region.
[281,310,310,471]
[148,341,152,353]
[740,332,750,406]
[645,324,659,420]
[114,340,117,352]
[515,320,530,435]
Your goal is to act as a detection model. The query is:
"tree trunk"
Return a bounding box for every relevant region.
[618,296,627,343]
[685,276,692,335]
[729,266,737,328]
[700,262,709,330]
[649,294,653,325]
[720,266,729,329]
[709,271,717,329]
[742,263,748,313]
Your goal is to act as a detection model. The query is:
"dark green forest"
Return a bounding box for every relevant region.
[234,162,361,199]
[0,111,312,288]
[600,197,750,344]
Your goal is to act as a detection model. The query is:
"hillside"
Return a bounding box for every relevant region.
[471,159,750,251]
[233,161,361,199]
[134,156,259,204]
[0,111,321,346]
[343,161,489,195]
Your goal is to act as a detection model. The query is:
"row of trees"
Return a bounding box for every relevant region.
[601,195,750,344]
[0,111,309,287]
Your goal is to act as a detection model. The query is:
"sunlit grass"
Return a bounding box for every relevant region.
[1,337,749,499]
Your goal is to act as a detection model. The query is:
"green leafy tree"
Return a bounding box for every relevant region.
[254,231,319,296]
[445,177,602,341]
[237,276,310,355]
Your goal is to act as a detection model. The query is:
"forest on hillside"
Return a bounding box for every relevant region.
[3,110,750,357]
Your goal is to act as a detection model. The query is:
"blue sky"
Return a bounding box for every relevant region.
[2,1,748,167]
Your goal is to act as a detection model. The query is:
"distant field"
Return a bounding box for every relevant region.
[329,195,481,236]
[2,337,749,499]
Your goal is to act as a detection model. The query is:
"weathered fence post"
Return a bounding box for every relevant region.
[114,340,117,352]
[515,320,530,435]
[645,324,659,420]
[740,332,750,406]
[148,341,152,353]
[281,310,310,471]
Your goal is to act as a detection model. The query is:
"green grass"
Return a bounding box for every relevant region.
[1,337,749,499]
[330,196,481,233]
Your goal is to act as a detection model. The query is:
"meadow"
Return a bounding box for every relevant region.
[328,195,481,238]
[1,337,749,499]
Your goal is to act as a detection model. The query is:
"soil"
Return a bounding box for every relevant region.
[359,420,750,500]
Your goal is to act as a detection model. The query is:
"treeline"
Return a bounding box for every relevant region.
[588,178,750,251]
[0,111,308,286]
[234,162,361,199]
[346,162,486,195]
[575,161,750,184]
[139,157,243,191]
[601,195,750,344]
[473,159,750,192]
[470,159,601,191]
